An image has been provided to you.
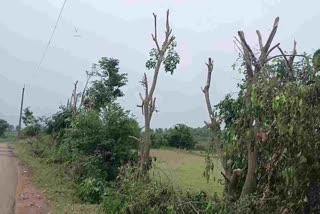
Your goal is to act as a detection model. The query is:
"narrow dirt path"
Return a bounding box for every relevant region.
[0,142,50,214]
[15,160,50,214]
[0,142,18,214]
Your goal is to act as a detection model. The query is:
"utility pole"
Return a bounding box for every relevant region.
[18,85,25,136]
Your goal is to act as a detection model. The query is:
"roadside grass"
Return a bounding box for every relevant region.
[12,140,100,214]
[0,132,17,142]
[150,149,224,197]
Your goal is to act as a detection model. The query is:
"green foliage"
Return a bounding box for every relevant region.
[100,164,223,214]
[151,128,169,148]
[0,119,9,137]
[146,42,180,75]
[13,139,99,214]
[86,57,128,111]
[60,103,140,181]
[46,105,72,136]
[191,126,212,146]
[166,124,196,149]
[213,56,320,212]
[313,49,320,71]
[22,107,37,126]
[78,177,108,203]
[7,124,15,132]
[163,42,180,74]
[46,103,140,203]
[25,136,53,158]
[0,132,16,142]
[21,107,41,137]
[23,125,41,137]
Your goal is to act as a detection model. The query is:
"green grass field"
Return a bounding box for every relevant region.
[150,149,224,197]
[0,132,17,142]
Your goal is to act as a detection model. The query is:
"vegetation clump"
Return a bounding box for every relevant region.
[0,119,9,137]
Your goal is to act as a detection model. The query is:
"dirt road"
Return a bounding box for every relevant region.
[0,142,17,214]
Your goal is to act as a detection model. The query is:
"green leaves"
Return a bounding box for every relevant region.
[163,42,180,74]
[166,123,196,149]
[0,119,9,137]
[145,42,180,74]
[145,48,159,70]
[86,57,128,111]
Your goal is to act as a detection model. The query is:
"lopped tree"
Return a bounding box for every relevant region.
[138,10,180,172]
[203,17,306,199]
[202,58,242,196]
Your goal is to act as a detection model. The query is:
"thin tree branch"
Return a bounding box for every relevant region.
[151,13,161,52]
[266,42,280,57]
[264,17,280,52]
[256,30,264,52]
[267,54,306,62]
[289,40,297,66]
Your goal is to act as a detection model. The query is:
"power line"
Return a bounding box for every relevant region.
[37,0,68,71]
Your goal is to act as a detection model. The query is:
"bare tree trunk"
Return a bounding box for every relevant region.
[240,141,257,198]
[202,58,242,194]
[138,10,176,173]
[141,103,151,171]
[234,17,280,198]
[72,81,78,117]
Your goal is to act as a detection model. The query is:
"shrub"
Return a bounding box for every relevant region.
[22,124,41,137]
[151,129,169,148]
[51,103,141,203]
[166,124,196,149]
[0,119,9,137]
[78,177,108,203]
[214,73,320,213]
[21,107,43,137]
[45,106,72,137]
[25,136,54,158]
[100,164,223,214]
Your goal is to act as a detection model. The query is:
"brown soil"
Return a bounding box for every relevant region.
[0,143,17,214]
[15,155,51,214]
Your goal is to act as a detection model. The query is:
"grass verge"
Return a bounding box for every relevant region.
[12,140,99,214]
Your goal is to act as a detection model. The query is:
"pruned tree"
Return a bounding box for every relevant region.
[234,17,282,198]
[138,10,180,172]
[203,17,306,199]
[201,58,241,196]
[235,17,307,198]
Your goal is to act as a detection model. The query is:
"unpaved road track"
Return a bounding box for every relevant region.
[0,142,17,214]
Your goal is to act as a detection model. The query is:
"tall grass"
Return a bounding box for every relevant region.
[12,139,99,214]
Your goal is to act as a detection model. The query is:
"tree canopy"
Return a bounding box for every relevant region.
[86,57,127,111]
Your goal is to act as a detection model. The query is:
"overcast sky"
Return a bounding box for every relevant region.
[1,0,320,128]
